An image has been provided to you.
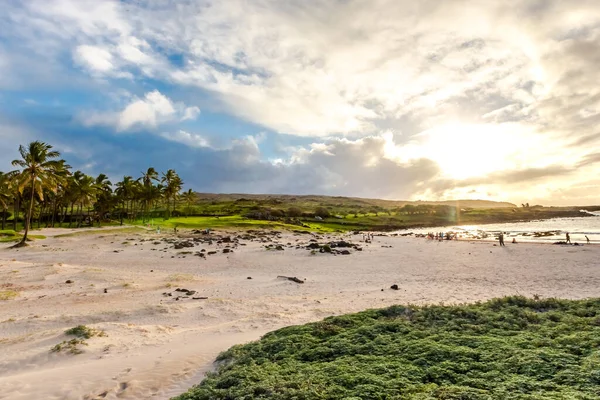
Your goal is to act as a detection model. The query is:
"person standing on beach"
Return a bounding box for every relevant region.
[499,232,505,246]
[566,232,571,244]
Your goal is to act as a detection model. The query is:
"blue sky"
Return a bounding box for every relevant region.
[1,0,600,205]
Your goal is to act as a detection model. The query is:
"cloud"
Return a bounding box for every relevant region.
[160,130,211,149]
[181,106,200,121]
[577,153,600,168]
[2,0,600,204]
[73,45,114,73]
[5,0,600,139]
[79,90,200,131]
[117,91,176,130]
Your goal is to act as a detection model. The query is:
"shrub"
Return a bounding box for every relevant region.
[173,296,600,400]
[287,207,303,218]
[65,325,106,339]
[314,207,330,218]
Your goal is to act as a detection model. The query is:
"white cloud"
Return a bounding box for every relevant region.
[117,90,175,131]
[73,45,114,73]
[80,90,200,131]
[181,106,200,121]
[160,130,211,148]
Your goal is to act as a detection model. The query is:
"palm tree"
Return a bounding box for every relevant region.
[116,176,135,225]
[141,167,159,188]
[182,189,196,217]
[94,174,113,226]
[66,171,85,228]
[73,173,97,227]
[0,172,13,230]
[10,141,69,247]
[161,169,182,219]
[140,168,159,222]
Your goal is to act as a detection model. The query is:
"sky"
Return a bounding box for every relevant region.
[1,0,600,206]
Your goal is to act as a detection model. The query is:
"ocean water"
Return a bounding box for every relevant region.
[395,212,600,244]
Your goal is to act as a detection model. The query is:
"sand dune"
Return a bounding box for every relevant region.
[1,229,598,399]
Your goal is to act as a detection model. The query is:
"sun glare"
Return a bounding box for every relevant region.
[413,123,521,180]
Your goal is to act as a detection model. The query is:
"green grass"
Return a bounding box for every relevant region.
[53,226,147,238]
[174,296,600,400]
[65,325,106,339]
[0,290,19,301]
[0,230,19,243]
[0,229,46,243]
[51,325,106,354]
[50,338,88,355]
[134,216,338,233]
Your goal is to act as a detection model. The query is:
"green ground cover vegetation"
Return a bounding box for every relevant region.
[175,296,600,400]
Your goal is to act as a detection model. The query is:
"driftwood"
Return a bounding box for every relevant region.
[277,275,304,284]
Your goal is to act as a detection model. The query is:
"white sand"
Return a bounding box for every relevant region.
[0,228,599,400]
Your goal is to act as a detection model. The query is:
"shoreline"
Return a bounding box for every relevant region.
[1,229,599,399]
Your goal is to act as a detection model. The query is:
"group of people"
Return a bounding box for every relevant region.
[565,232,590,244]
[362,232,375,242]
[426,232,458,241]
[497,232,518,246]
[498,231,591,246]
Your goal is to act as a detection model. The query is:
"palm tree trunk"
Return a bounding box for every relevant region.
[18,178,36,246]
[120,200,124,225]
[61,205,68,226]
[69,203,74,228]
[51,198,57,228]
[13,196,18,231]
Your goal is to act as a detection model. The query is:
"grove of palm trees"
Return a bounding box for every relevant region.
[1,141,186,246]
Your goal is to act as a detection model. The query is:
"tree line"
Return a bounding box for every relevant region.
[0,141,195,246]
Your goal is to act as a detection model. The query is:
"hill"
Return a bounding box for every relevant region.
[194,193,516,209]
[147,193,588,232]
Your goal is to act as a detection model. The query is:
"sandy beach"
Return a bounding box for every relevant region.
[1,228,599,400]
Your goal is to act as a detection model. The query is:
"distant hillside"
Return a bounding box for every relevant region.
[194,193,516,209]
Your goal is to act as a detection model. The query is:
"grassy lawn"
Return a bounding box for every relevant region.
[53,226,148,238]
[132,216,340,233]
[174,296,600,400]
[0,229,45,243]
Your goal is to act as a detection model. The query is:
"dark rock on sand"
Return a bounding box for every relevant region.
[277,275,304,284]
